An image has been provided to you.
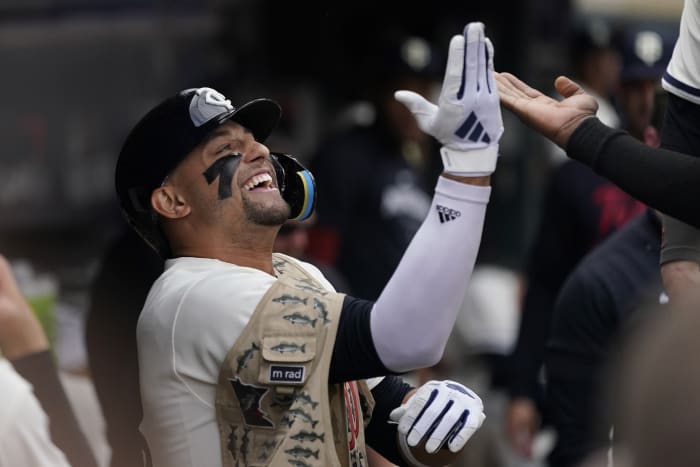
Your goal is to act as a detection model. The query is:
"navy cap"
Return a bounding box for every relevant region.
[115,87,281,216]
[618,28,674,81]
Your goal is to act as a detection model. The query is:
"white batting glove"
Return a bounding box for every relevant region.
[395,22,503,176]
[389,380,486,454]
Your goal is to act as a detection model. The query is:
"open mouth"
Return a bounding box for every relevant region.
[243,172,277,192]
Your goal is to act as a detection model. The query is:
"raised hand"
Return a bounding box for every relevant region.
[395,22,503,176]
[496,73,598,148]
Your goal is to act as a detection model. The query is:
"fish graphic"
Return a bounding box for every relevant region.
[227,426,238,459]
[241,428,251,464]
[272,294,308,305]
[295,283,328,295]
[290,430,325,443]
[283,312,317,328]
[271,342,307,354]
[288,408,319,428]
[293,392,319,409]
[284,446,320,459]
[312,298,330,324]
[236,342,260,373]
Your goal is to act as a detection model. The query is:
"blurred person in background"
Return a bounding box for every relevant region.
[504,22,673,464]
[606,304,700,467]
[0,359,71,467]
[539,31,673,465]
[308,33,443,300]
[0,255,97,467]
[86,224,163,467]
[655,0,700,311]
[566,17,622,129]
[543,205,664,467]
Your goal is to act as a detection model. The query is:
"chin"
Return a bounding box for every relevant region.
[243,198,290,226]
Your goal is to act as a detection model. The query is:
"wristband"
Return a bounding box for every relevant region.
[440,145,499,176]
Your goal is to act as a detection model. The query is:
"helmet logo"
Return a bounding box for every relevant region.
[187,87,234,127]
[634,31,663,66]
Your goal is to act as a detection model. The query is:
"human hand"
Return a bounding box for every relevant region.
[505,397,539,458]
[389,380,485,454]
[496,73,598,149]
[395,22,503,176]
[0,256,48,359]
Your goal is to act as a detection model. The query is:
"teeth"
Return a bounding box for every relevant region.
[244,173,272,191]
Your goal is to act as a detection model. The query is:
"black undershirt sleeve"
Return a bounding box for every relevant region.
[567,118,700,228]
[329,297,415,464]
[365,375,414,466]
[11,350,98,467]
[329,295,395,384]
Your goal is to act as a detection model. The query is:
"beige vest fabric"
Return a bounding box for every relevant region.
[216,254,375,467]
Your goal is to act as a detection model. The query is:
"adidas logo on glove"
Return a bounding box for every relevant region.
[436,204,461,223]
[455,111,492,144]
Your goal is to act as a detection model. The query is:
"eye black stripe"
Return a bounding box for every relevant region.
[203,154,241,200]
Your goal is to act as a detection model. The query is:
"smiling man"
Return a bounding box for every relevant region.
[114,22,500,467]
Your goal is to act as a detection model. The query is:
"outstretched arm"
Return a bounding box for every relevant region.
[369,22,497,372]
[497,72,700,228]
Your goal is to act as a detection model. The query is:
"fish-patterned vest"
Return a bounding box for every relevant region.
[216,253,375,467]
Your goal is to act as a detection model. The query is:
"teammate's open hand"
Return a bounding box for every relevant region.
[390,379,485,454]
[496,73,598,149]
[395,22,503,176]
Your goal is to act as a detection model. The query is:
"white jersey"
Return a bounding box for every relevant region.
[662,0,700,104]
[137,254,335,467]
[0,360,70,467]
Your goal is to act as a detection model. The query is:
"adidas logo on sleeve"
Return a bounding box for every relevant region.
[436,204,461,223]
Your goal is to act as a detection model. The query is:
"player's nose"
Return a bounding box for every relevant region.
[241,141,270,164]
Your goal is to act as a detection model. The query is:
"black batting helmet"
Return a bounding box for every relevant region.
[115,87,316,257]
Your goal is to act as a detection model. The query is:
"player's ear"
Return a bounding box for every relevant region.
[151,186,190,219]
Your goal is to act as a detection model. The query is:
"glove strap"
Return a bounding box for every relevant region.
[440,145,499,176]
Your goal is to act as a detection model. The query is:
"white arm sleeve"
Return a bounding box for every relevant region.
[370,176,490,372]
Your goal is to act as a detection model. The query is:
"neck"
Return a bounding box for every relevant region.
[172,225,280,275]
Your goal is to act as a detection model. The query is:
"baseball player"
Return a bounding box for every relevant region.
[115,22,501,467]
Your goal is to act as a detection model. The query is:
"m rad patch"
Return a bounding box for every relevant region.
[269,365,306,384]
